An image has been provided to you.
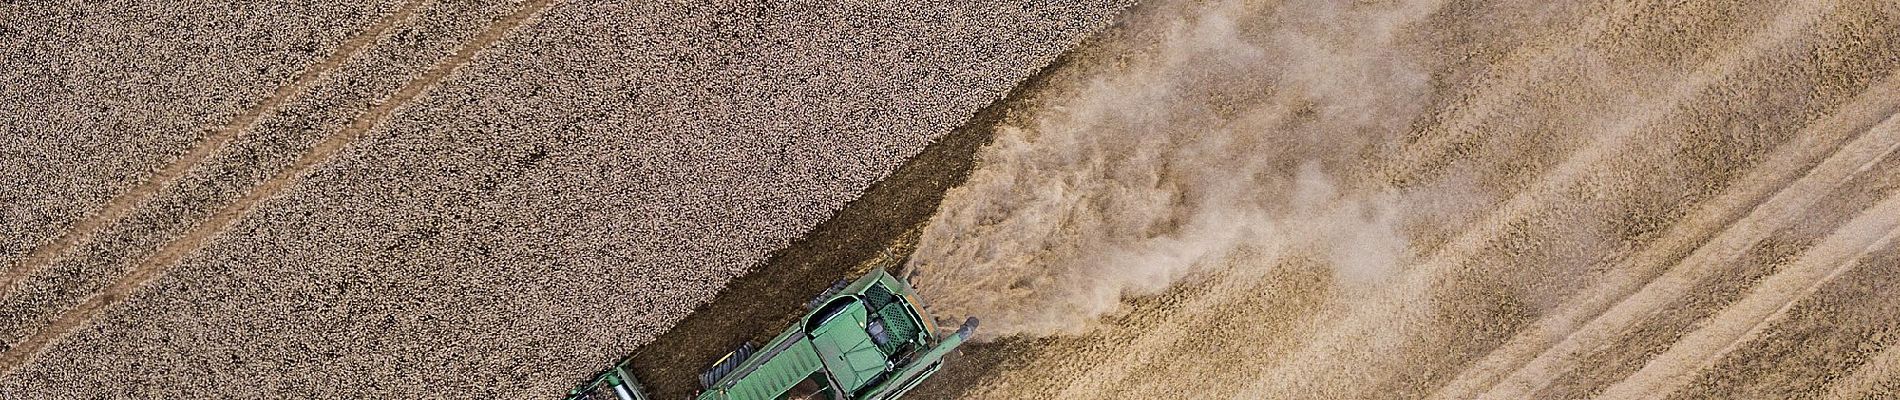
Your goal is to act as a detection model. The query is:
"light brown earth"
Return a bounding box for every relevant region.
[6,1,1900,400]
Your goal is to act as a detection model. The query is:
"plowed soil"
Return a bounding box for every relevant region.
[0,1,1128,398]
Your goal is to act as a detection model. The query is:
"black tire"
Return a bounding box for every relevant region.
[698,342,757,390]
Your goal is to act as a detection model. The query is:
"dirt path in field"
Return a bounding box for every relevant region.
[0,0,555,376]
[0,1,422,294]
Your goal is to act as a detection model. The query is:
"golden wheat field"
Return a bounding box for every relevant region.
[908,0,1900,399]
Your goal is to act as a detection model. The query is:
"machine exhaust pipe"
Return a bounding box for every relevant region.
[954,317,978,340]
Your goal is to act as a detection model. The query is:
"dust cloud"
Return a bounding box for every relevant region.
[905,0,1900,397]
[908,0,1464,337]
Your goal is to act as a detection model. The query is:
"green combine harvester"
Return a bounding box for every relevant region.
[564,269,978,400]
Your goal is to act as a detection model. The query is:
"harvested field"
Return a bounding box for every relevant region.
[8,0,1900,399]
[0,0,1128,398]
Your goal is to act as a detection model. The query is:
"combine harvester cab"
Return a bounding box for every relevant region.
[564,269,978,400]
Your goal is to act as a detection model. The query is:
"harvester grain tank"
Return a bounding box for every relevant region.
[564,269,977,400]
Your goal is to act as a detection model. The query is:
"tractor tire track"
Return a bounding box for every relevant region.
[1404,0,1832,296]
[1657,219,1900,399]
[1473,110,1900,400]
[0,0,536,351]
[1237,2,1836,397]
[1427,73,1900,400]
[0,0,556,376]
[1597,195,1900,399]
[0,0,422,295]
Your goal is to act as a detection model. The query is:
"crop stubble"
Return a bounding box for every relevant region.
[0,0,1128,398]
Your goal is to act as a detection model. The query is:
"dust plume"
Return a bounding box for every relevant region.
[908,0,1453,337]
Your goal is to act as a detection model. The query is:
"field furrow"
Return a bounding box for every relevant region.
[1242,2,1840,397]
[1598,195,1900,398]
[0,0,534,352]
[0,2,421,296]
[0,0,556,377]
[1457,104,1900,400]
